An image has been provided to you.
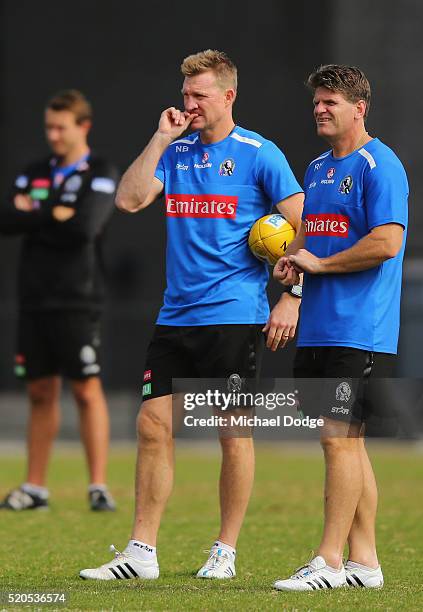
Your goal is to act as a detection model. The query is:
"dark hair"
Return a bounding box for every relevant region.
[46,89,92,124]
[306,64,371,118]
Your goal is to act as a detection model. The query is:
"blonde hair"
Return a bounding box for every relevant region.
[181,49,237,91]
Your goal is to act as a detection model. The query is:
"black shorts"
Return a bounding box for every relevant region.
[15,311,102,381]
[294,346,396,424]
[142,324,265,400]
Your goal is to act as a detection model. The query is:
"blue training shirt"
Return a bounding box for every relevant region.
[297,138,409,354]
[154,125,302,325]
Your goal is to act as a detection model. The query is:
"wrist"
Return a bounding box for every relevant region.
[281,289,301,305]
[153,131,174,148]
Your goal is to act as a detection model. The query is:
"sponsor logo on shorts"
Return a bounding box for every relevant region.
[335,381,352,402]
[331,406,350,414]
[166,194,238,219]
[339,175,354,194]
[144,370,152,382]
[305,214,349,237]
[14,354,26,378]
[82,364,101,375]
[219,158,235,176]
[227,373,243,392]
[80,345,97,364]
[143,383,152,396]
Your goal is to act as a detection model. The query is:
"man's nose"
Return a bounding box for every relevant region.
[184,97,198,112]
[314,102,326,115]
[47,129,59,141]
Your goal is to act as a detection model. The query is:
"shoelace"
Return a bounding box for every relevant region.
[109,544,128,562]
[291,551,318,579]
[202,549,230,570]
[292,563,313,579]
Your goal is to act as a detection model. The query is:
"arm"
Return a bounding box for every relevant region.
[0,198,53,235]
[115,107,198,213]
[289,223,404,275]
[275,191,303,233]
[273,222,306,285]
[264,192,304,351]
[0,171,54,235]
[38,170,119,248]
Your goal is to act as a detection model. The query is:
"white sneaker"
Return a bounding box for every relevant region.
[274,555,346,591]
[196,547,236,579]
[345,560,384,588]
[79,545,159,580]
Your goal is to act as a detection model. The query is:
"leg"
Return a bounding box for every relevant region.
[71,377,110,485]
[217,436,255,548]
[131,395,174,546]
[317,418,363,569]
[26,376,61,486]
[347,437,379,568]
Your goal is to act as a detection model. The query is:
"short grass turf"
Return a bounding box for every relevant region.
[0,443,423,611]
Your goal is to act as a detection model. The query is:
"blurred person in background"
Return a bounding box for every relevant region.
[79,49,303,581]
[273,64,408,591]
[0,89,119,512]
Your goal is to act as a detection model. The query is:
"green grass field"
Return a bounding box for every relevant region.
[0,443,422,611]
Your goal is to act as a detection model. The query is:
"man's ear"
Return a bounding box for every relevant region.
[355,100,367,120]
[225,88,236,106]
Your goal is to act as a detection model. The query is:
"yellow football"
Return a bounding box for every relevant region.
[248,214,296,265]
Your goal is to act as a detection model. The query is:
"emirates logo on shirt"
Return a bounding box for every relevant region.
[166,194,238,218]
[305,214,349,236]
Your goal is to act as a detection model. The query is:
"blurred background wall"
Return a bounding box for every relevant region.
[0,0,422,404]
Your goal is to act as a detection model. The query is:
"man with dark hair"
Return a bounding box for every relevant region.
[79,49,303,581]
[0,89,119,512]
[273,64,408,591]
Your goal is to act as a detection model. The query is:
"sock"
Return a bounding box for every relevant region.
[21,483,49,499]
[347,560,379,571]
[125,539,157,561]
[88,483,107,493]
[325,564,343,573]
[212,540,236,558]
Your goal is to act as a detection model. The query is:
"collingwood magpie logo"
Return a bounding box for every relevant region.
[339,175,353,194]
[219,158,235,176]
[227,373,243,392]
[335,382,352,402]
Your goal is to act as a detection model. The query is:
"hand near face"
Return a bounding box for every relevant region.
[157,107,198,141]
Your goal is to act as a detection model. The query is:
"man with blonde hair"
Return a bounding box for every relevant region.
[80,50,303,581]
